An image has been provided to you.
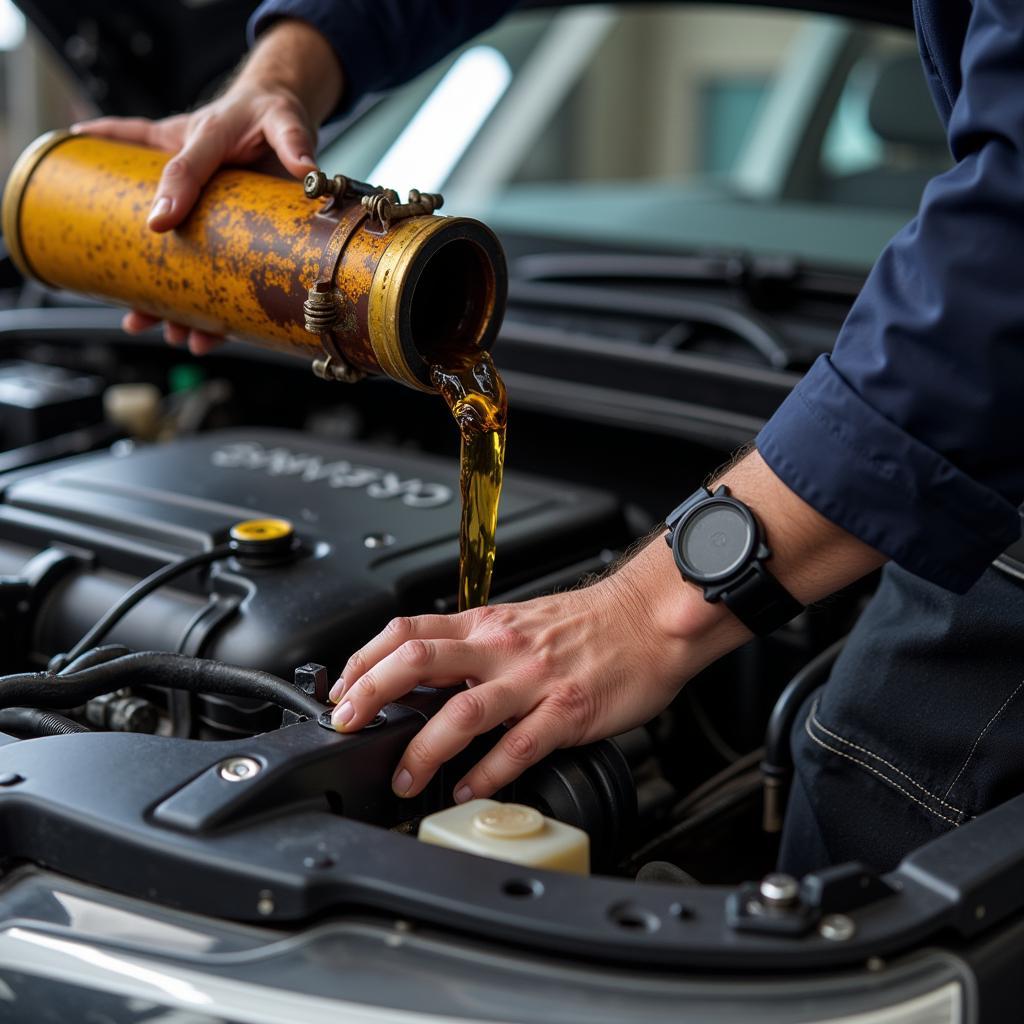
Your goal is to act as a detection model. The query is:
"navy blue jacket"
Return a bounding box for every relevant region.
[251,0,1024,593]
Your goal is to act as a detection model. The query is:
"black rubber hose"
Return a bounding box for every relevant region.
[54,644,131,676]
[0,707,90,737]
[0,652,325,720]
[760,636,846,834]
[763,637,847,772]
[58,546,232,669]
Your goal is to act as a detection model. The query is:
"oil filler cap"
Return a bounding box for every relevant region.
[229,518,297,563]
[472,803,545,840]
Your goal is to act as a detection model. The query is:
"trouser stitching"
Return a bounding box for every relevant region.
[942,677,1024,802]
[809,701,964,815]
[804,705,962,828]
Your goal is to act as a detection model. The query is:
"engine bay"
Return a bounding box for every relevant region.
[0,332,873,900]
[0,271,1013,996]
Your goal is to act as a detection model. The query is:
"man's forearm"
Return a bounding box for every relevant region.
[239,19,344,127]
[613,447,887,657]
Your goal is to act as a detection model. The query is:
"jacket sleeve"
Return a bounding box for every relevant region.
[248,0,518,114]
[755,0,1024,593]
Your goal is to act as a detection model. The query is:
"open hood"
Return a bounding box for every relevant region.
[17,0,913,118]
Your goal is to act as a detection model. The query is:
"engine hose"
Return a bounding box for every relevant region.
[54,644,131,676]
[56,545,232,669]
[0,707,90,737]
[0,652,326,721]
[760,636,847,834]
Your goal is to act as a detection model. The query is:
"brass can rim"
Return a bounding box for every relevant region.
[367,215,507,392]
[2,129,75,285]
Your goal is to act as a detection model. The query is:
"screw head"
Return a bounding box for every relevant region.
[819,913,856,941]
[218,757,261,783]
[364,532,396,550]
[303,170,325,197]
[759,873,799,908]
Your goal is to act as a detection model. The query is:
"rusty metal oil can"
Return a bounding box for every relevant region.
[1,131,507,391]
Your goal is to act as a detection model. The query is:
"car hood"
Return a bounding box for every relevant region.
[17,0,913,118]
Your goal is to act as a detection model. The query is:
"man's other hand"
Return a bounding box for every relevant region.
[70,19,343,356]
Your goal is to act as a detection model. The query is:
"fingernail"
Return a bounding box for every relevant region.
[332,701,354,729]
[298,153,315,167]
[454,784,473,805]
[328,679,344,703]
[393,768,413,797]
[69,123,83,133]
[148,196,172,223]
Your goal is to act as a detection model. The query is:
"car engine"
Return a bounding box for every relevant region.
[0,368,676,864]
[0,288,865,894]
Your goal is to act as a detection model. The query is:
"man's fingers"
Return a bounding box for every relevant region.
[332,614,475,702]
[333,639,490,732]
[163,322,188,346]
[73,117,161,146]
[73,115,188,153]
[148,118,232,231]
[187,330,225,356]
[261,107,318,178]
[390,683,523,798]
[121,311,160,334]
[451,713,564,802]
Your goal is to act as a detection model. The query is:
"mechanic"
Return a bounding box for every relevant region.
[76,1,1024,874]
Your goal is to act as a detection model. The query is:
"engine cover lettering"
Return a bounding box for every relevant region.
[211,442,453,509]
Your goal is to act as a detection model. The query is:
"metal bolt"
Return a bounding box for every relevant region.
[303,170,328,198]
[364,532,396,549]
[294,662,330,703]
[819,914,856,941]
[218,757,261,783]
[759,873,800,909]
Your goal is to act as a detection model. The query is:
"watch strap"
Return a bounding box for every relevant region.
[664,487,712,533]
[720,562,803,636]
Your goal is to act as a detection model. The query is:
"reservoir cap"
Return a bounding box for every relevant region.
[473,803,545,840]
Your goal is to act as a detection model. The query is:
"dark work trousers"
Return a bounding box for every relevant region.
[778,562,1024,876]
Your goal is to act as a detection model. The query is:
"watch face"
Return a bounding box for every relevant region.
[676,501,755,582]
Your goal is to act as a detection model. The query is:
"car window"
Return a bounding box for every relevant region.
[321,5,949,271]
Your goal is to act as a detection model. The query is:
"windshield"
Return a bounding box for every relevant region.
[321,4,946,271]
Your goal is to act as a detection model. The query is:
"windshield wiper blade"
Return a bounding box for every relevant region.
[513,251,863,304]
[507,280,793,370]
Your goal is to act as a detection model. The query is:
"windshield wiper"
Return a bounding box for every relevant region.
[507,279,794,370]
[513,251,864,306]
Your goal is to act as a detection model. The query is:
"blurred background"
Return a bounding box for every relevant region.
[0,3,947,270]
[0,0,83,175]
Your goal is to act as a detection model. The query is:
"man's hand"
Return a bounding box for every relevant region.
[72,19,344,355]
[331,449,887,804]
[331,537,746,804]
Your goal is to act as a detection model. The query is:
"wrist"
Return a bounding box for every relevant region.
[713,448,886,605]
[238,19,344,125]
[608,533,751,655]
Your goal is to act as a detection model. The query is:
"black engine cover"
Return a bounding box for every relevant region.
[0,430,626,681]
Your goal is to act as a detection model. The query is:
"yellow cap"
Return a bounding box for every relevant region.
[472,803,545,840]
[229,518,294,544]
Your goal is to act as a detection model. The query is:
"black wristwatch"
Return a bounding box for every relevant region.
[664,485,803,636]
